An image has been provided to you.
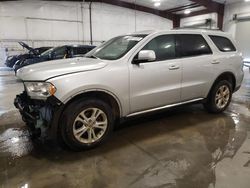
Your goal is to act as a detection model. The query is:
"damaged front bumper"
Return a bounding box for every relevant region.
[14,92,63,139]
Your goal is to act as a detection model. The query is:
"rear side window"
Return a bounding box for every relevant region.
[176,34,212,58]
[142,35,176,61]
[209,35,236,52]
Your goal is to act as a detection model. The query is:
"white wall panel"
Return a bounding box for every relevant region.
[235,22,250,60]
[0,1,80,20]
[224,1,250,38]
[223,1,250,61]
[51,21,81,41]
[0,1,82,42]
[26,19,53,41]
[136,11,172,31]
[0,17,27,40]
[90,3,135,41]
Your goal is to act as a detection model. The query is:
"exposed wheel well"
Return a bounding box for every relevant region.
[208,72,236,97]
[63,91,121,121]
[215,72,236,90]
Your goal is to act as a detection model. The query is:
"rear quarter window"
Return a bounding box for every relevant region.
[209,35,236,52]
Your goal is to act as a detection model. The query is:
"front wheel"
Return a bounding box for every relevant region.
[204,80,232,113]
[60,98,114,151]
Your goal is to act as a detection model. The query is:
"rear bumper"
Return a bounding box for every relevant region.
[234,70,244,92]
[14,92,64,140]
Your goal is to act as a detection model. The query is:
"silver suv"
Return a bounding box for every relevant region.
[14,29,244,150]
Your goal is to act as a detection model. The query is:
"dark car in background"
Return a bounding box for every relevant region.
[5,42,51,68]
[13,44,96,71]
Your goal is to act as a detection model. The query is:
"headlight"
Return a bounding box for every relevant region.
[24,82,57,100]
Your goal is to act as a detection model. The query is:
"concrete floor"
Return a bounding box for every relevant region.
[0,67,250,188]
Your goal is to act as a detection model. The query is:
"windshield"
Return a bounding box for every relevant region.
[40,46,61,56]
[85,35,147,60]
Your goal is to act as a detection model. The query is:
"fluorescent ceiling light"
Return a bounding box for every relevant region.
[245,0,250,2]
[154,2,161,7]
[184,9,191,14]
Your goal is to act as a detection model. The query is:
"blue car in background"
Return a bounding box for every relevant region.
[5,42,51,68]
[14,44,96,72]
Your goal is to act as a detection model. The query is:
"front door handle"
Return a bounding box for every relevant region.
[168,65,180,70]
[212,60,220,64]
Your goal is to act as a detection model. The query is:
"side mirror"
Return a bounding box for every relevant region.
[133,50,156,64]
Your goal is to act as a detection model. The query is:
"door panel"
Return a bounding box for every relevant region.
[129,60,182,113]
[129,34,181,113]
[176,34,214,101]
[180,55,214,101]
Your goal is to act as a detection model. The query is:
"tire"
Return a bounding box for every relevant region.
[60,98,114,151]
[203,80,232,113]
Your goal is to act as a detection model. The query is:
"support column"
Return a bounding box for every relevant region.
[173,15,180,28]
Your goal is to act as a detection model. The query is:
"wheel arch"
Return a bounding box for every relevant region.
[49,89,123,144]
[63,89,122,119]
[208,71,236,97]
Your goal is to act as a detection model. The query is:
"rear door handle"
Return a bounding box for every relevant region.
[168,65,180,70]
[212,60,220,64]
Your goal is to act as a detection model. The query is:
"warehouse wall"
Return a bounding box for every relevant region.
[0,0,172,63]
[223,1,250,60]
[82,3,172,44]
[223,1,250,37]
[0,1,82,46]
[0,1,82,64]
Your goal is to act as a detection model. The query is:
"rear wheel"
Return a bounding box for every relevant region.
[61,98,114,151]
[204,80,232,113]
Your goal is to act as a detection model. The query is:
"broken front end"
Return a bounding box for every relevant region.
[14,82,63,139]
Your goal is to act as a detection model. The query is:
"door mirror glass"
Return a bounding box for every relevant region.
[133,50,156,64]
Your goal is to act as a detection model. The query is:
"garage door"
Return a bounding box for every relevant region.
[235,21,250,61]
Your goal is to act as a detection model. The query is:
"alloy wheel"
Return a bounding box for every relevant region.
[215,85,230,109]
[73,108,108,144]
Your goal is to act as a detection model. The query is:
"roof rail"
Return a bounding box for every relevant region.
[172,27,221,31]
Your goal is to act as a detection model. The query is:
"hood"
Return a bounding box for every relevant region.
[18,42,33,51]
[23,56,48,65]
[16,57,108,81]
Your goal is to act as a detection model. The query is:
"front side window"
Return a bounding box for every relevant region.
[53,46,67,58]
[41,46,67,58]
[41,47,55,57]
[176,34,212,58]
[141,35,176,61]
[85,35,147,60]
[209,35,236,52]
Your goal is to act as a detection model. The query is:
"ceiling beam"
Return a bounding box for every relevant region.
[164,3,200,13]
[172,15,181,28]
[85,0,176,20]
